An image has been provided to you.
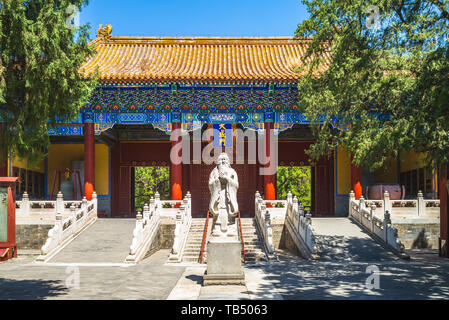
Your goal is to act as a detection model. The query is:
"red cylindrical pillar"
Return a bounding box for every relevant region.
[351,155,362,200]
[171,122,182,201]
[439,165,448,257]
[0,123,7,177]
[84,121,95,200]
[264,122,276,201]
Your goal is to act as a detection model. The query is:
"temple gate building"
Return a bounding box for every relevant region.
[1,25,440,219]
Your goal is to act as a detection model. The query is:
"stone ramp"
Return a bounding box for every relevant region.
[312,218,399,262]
[48,218,135,263]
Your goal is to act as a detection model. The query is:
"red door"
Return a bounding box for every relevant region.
[118,166,132,217]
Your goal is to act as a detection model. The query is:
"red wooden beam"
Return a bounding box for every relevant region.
[264,122,276,202]
[84,122,95,200]
[351,155,363,200]
[171,122,182,201]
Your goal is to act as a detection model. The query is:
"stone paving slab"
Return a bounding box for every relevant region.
[251,256,449,300]
[312,217,399,262]
[0,249,185,300]
[167,264,283,300]
[1,247,449,300]
[49,218,135,263]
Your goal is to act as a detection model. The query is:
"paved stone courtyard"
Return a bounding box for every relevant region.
[1,247,449,300]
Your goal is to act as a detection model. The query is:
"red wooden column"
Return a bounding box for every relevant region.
[264,121,276,201]
[439,165,449,257]
[84,117,95,201]
[351,155,362,200]
[171,121,182,201]
[0,123,7,177]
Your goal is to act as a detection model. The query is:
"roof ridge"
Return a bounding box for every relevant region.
[95,36,312,45]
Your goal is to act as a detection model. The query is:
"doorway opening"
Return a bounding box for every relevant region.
[277,166,314,212]
[131,166,170,214]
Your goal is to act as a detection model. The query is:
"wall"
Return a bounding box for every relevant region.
[16,224,53,249]
[334,146,351,216]
[393,219,440,249]
[10,154,45,174]
[47,143,109,196]
[47,143,110,216]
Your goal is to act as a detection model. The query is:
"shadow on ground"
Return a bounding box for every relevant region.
[0,278,68,300]
[247,255,449,300]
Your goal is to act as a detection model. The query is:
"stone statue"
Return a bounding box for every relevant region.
[209,153,239,237]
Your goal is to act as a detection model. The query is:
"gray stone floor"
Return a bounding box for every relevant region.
[249,250,449,300]
[50,218,136,263]
[312,217,399,262]
[0,249,185,300]
[1,217,449,300]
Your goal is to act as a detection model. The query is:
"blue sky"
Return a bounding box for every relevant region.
[79,0,309,39]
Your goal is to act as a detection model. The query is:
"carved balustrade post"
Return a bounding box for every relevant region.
[417,190,424,216]
[384,191,391,214]
[22,191,30,215]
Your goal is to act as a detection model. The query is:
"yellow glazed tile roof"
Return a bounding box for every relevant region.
[82,26,330,83]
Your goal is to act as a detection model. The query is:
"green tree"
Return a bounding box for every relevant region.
[277,166,312,206]
[0,0,97,163]
[295,0,449,171]
[134,166,170,209]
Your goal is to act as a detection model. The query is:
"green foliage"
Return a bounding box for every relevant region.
[0,0,97,164]
[134,166,170,209]
[277,166,312,206]
[295,0,449,171]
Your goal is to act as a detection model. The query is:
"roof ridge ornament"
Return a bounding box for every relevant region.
[97,24,112,40]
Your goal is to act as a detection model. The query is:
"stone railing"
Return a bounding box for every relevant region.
[126,192,192,264]
[285,191,318,260]
[35,193,98,262]
[126,192,162,263]
[168,192,192,262]
[363,191,440,218]
[254,191,277,259]
[16,191,83,218]
[349,191,409,258]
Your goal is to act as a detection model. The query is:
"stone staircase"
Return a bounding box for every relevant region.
[240,218,268,263]
[181,217,267,264]
[182,219,207,263]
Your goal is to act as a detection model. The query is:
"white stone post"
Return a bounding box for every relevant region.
[359,196,365,223]
[81,196,87,211]
[56,191,64,215]
[143,203,149,221]
[384,191,391,214]
[257,193,263,216]
[186,191,192,216]
[255,191,260,215]
[183,198,189,218]
[265,209,271,225]
[149,196,155,213]
[305,212,312,225]
[172,206,184,255]
[55,211,63,244]
[136,211,144,241]
[417,190,424,216]
[383,210,391,242]
[92,191,98,213]
[370,204,376,233]
[21,191,30,215]
[349,190,355,217]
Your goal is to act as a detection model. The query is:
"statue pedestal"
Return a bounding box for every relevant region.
[203,238,245,286]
